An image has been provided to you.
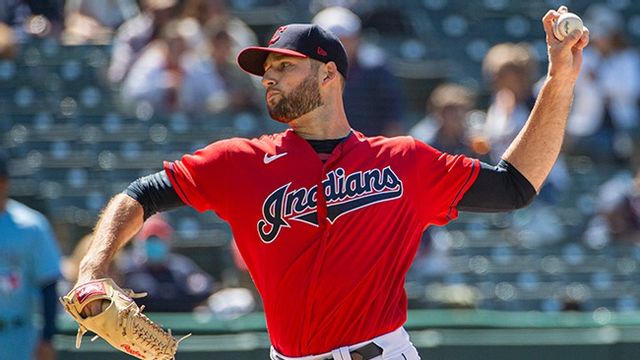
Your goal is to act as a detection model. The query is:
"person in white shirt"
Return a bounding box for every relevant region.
[567,4,640,163]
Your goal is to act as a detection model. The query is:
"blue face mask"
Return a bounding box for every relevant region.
[144,237,170,263]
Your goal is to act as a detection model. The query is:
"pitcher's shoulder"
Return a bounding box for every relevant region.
[359,133,418,152]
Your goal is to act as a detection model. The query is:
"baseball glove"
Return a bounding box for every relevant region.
[60,278,190,359]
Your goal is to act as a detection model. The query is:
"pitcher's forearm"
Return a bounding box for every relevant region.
[78,194,144,283]
[502,75,574,191]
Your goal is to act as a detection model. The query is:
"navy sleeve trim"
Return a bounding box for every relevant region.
[458,159,537,212]
[124,170,186,220]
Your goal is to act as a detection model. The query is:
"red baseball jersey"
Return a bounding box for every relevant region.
[164,129,479,356]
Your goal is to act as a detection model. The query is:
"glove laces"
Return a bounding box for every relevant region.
[123,303,191,360]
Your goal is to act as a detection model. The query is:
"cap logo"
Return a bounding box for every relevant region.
[269,26,288,45]
[317,47,328,56]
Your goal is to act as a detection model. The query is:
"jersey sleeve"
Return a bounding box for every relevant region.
[163,140,232,214]
[32,214,62,285]
[413,138,480,226]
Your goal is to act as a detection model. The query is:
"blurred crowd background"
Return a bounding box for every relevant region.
[3,0,640,326]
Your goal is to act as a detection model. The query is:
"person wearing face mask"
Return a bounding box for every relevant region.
[118,215,215,312]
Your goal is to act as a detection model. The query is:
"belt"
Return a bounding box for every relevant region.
[276,343,383,360]
[0,316,26,332]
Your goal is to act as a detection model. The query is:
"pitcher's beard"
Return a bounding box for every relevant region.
[267,76,323,123]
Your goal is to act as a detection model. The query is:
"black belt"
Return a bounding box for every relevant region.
[276,342,383,360]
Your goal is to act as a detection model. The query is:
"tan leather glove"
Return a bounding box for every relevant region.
[60,278,190,359]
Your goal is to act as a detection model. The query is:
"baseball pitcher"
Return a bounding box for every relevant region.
[62,5,588,360]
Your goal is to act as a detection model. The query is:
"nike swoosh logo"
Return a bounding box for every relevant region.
[263,152,288,164]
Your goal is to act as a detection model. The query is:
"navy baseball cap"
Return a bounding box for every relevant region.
[237,24,349,79]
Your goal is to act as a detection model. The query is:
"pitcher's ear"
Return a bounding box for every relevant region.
[322,61,339,84]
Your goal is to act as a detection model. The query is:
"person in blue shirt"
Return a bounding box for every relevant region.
[0,151,61,360]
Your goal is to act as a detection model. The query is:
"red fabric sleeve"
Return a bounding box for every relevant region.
[413,139,480,226]
[163,141,231,214]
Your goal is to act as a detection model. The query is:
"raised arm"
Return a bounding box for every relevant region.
[502,6,589,191]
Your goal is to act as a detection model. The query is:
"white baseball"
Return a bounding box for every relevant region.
[553,12,583,41]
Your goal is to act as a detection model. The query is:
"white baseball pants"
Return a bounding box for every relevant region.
[270,326,421,360]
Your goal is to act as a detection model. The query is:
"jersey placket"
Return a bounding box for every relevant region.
[298,138,348,350]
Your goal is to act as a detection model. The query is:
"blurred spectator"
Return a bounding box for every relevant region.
[107,0,180,84]
[313,6,406,136]
[121,19,228,115]
[62,0,139,45]
[181,0,257,55]
[0,151,61,360]
[409,82,488,158]
[482,42,538,161]
[0,22,18,59]
[567,4,640,164]
[583,169,640,248]
[118,215,215,312]
[202,25,262,114]
[482,42,570,203]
